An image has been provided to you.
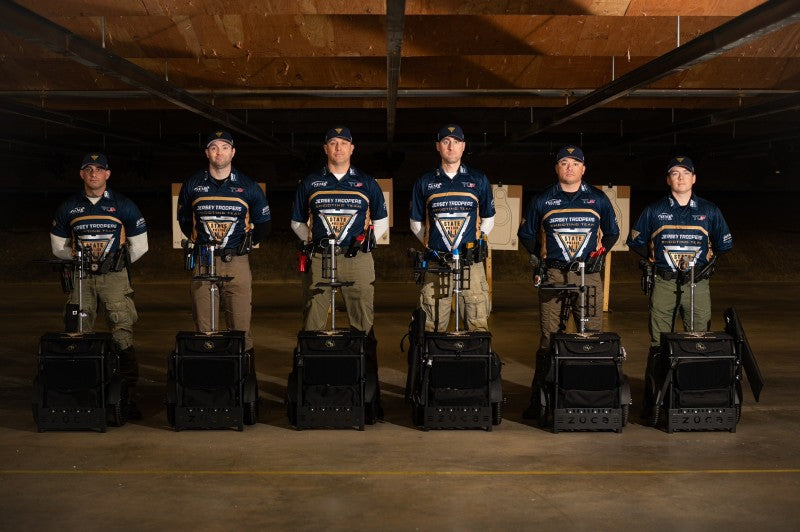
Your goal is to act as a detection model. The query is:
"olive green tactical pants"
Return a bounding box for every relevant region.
[66,268,138,351]
[538,268,604,351]
[420,261,490,332]
[649,276,711,346]
[191,254,254,350]
[303,251,375,332]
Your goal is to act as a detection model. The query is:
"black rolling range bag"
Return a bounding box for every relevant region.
[541,332,631,433]
[166,330,258,431]
[653,331,740,433]
[409,330,503,431]
[287,329,381,430]
[33,332,128,432]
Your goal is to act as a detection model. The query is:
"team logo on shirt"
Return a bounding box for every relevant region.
[433,212,470,251]
[554,229,590,260]
[199,216,237,247]
[319,209,359,243]
[664,246,699,271]
[76,234,115,261]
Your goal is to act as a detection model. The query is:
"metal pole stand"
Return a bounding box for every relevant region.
[316,237,354,331]
[192,242,234,333]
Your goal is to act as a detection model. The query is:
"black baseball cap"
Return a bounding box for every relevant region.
[81,153,109,170]
[437,124,465,142]
[667,156,694,174]
[325,126,353,143]
[556,145,585,163]
[206,130,234,148]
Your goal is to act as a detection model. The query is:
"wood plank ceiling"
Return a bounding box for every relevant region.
[0,0,798,175]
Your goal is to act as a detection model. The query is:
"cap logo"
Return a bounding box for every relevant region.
[91,155,100,161]
[448,127,455,133]
[567,148,575,154]
[676,157,685,162]
[335,128,343,134]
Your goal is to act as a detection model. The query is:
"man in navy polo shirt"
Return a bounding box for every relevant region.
[51,152,149,417]
[291,126,388,333]
[177,131,271,353]
[518,145,619,418]
[409,124,496,332]
[627,155,733,349]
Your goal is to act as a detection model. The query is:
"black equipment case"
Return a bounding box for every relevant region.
[535,332,631,433]
[406,327,503,431]
[33,332,128,432]
[166,331,258,431]
[287,329,381,430]
[647,331,740,433]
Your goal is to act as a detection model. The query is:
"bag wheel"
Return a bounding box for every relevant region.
[647,404,660,428]
[166,403,176,428]
[492,401,502,425]
[243,399,259,426]
[621,403,630,427]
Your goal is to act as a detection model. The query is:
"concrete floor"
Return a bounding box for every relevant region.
[1,279,798,531]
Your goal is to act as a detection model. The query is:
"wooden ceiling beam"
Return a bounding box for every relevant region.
[0,0,289,151]
[502,0,800,144]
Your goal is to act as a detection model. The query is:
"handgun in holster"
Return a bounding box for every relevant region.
[237,230,253,256]
[639,259,654,295]
[182,239,196,271]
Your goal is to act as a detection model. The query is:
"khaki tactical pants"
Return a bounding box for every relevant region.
[191,254,254,350]
[538,268,604,351]
[420,261,490,332]
[649,276,711,346]
[67,268,138,351]
[303,251,375,332]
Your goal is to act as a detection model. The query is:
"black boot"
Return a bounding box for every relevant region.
[522,349,549,419]
[118,346,139,387]
[640,345,660,419]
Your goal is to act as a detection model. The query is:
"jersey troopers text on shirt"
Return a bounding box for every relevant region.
[51,189,147,262]
[177,169,271,249]
[410,165,495,253]
[292,166,387,247]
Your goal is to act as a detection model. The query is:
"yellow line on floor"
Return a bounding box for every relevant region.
[2,469,800,476]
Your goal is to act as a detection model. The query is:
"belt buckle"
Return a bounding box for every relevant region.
[222,250,233,263]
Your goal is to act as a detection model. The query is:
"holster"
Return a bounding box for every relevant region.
[639,259,654,295]
[237,231,253,256]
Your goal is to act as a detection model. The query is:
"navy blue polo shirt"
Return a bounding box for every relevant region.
[410,164,495,253]
[51,189,147,261]
[291,166,387,247]
[627,193,733,271]
[177,168,271,250]
[518,182,619,262]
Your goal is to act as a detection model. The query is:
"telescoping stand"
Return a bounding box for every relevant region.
[287,236,381,430]
[645,259,762,433]
[403,247,503,431]
[534,260,631,433]
[33,246,129,432]
[166,240,258,431]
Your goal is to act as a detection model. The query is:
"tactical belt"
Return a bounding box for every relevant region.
[544,259,574,271]
[315,243,346,256]
[655,266,713,283]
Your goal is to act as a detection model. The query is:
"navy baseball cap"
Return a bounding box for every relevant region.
[81,153,109,170]
[667,155,694,174]
[437,124,465,142]
[206,130,234,148]
[556,145,584,163]
[325,126,353,143]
